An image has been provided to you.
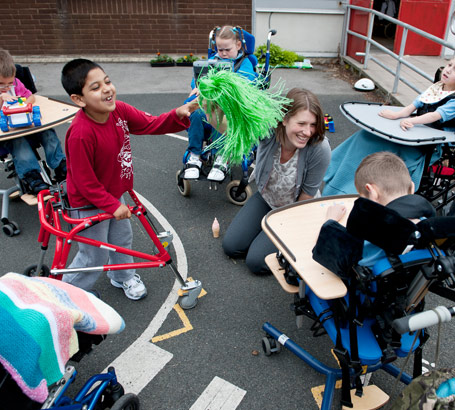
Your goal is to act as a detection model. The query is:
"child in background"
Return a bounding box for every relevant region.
[323,58,455,197]
[60,58,198,300]
[0,49,66,194]
[184,25,257,182]
[379,57,455,130]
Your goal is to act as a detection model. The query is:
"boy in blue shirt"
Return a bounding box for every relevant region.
[325,151,435,268]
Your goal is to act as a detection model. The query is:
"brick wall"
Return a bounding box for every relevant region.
[1,0,252,56]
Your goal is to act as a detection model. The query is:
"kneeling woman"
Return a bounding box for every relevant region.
[222,88,331,275]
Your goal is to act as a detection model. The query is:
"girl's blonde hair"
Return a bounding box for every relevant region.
[275,88,325,145]
[214,25,241,42]
[0,49,16,78]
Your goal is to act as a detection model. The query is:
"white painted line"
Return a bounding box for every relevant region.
[110,340,173,395]
[104,191,188,393]
[190,376,246,410]
[166,133,188,141]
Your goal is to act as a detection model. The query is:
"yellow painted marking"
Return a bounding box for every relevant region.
[152,304,193,343]
[152,277,206,343]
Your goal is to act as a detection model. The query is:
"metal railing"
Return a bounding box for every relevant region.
[340,4,455,95]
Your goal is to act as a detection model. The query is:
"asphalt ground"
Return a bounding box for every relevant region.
[2,63,455,409]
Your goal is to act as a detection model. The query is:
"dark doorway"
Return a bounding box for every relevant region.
[372,0,401,51]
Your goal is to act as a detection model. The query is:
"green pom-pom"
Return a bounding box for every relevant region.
[197,68,291,164]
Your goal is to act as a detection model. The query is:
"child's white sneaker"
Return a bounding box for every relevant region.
[110,274,147,300]
[208,156,228,181]
[183,153,202,179]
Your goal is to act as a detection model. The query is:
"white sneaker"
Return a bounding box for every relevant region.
[110,274,147,300]
[183,153,202,179]
[208,156,228,181]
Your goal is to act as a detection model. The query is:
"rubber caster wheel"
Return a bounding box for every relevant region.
[176,170,191,197]
[262,336,281,356]
[179,294,198,310]
[2,221,20,236]
[110,393,140,410]
[24,264,50,277]
[226,180,252,206]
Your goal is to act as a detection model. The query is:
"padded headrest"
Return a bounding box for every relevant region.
[312,220,364,280]
[417,216,455,245]
[14,64,37,94]
[0,145,9,157]
[239,29,255,54]
[346,197,419,255]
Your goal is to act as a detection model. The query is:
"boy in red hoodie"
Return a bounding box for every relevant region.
[60,58,198,300]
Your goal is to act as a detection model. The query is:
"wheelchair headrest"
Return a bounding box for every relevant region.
[0,145,9,158]
[347,197,420,255]
[416,216,455,245]
[15,64,37,94]
[312,219,364,280]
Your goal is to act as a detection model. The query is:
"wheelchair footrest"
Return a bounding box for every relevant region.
[265,253,299,294]
[341,385,389,410]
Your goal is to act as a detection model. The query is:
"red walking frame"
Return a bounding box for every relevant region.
[28,185,202,309]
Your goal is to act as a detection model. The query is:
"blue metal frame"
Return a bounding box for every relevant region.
[47,367,123,410]
[262,322,412,410]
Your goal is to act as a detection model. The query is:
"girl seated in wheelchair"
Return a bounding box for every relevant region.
[323,57,455,198]
[183,25,257,182]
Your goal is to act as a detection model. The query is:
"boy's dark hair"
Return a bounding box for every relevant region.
[61,58,103,96]
[355,151,413,197]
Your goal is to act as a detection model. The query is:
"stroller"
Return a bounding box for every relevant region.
[25,182,202,310]
[260,195,455,409]
[0,272,139,410]
[176,27,277,206]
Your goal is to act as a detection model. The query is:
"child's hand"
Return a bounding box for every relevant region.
[188,88,199,98]
[176,99,199,118]
[325,204,347,222]
[1,93,17,103]
[378,109,399,120]
[113,203,131,220]
[399,118,414,131]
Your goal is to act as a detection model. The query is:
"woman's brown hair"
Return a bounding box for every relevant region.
[275,88,325,146]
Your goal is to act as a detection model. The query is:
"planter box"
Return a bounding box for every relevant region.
[176,62,193,67]
[150,62,175,67]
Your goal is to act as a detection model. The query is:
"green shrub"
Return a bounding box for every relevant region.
[254,43,300,66]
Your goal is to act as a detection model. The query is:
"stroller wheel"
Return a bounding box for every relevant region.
[24,264,50,277]
[110,393,140,410]
[2,221,20,237]
[226,180,253,206]
[176,170,191,197]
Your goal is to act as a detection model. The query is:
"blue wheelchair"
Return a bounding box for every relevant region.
[176,27,276,206]
[261,195,455,409]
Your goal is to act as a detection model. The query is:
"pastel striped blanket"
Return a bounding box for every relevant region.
[0,272,125,403]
